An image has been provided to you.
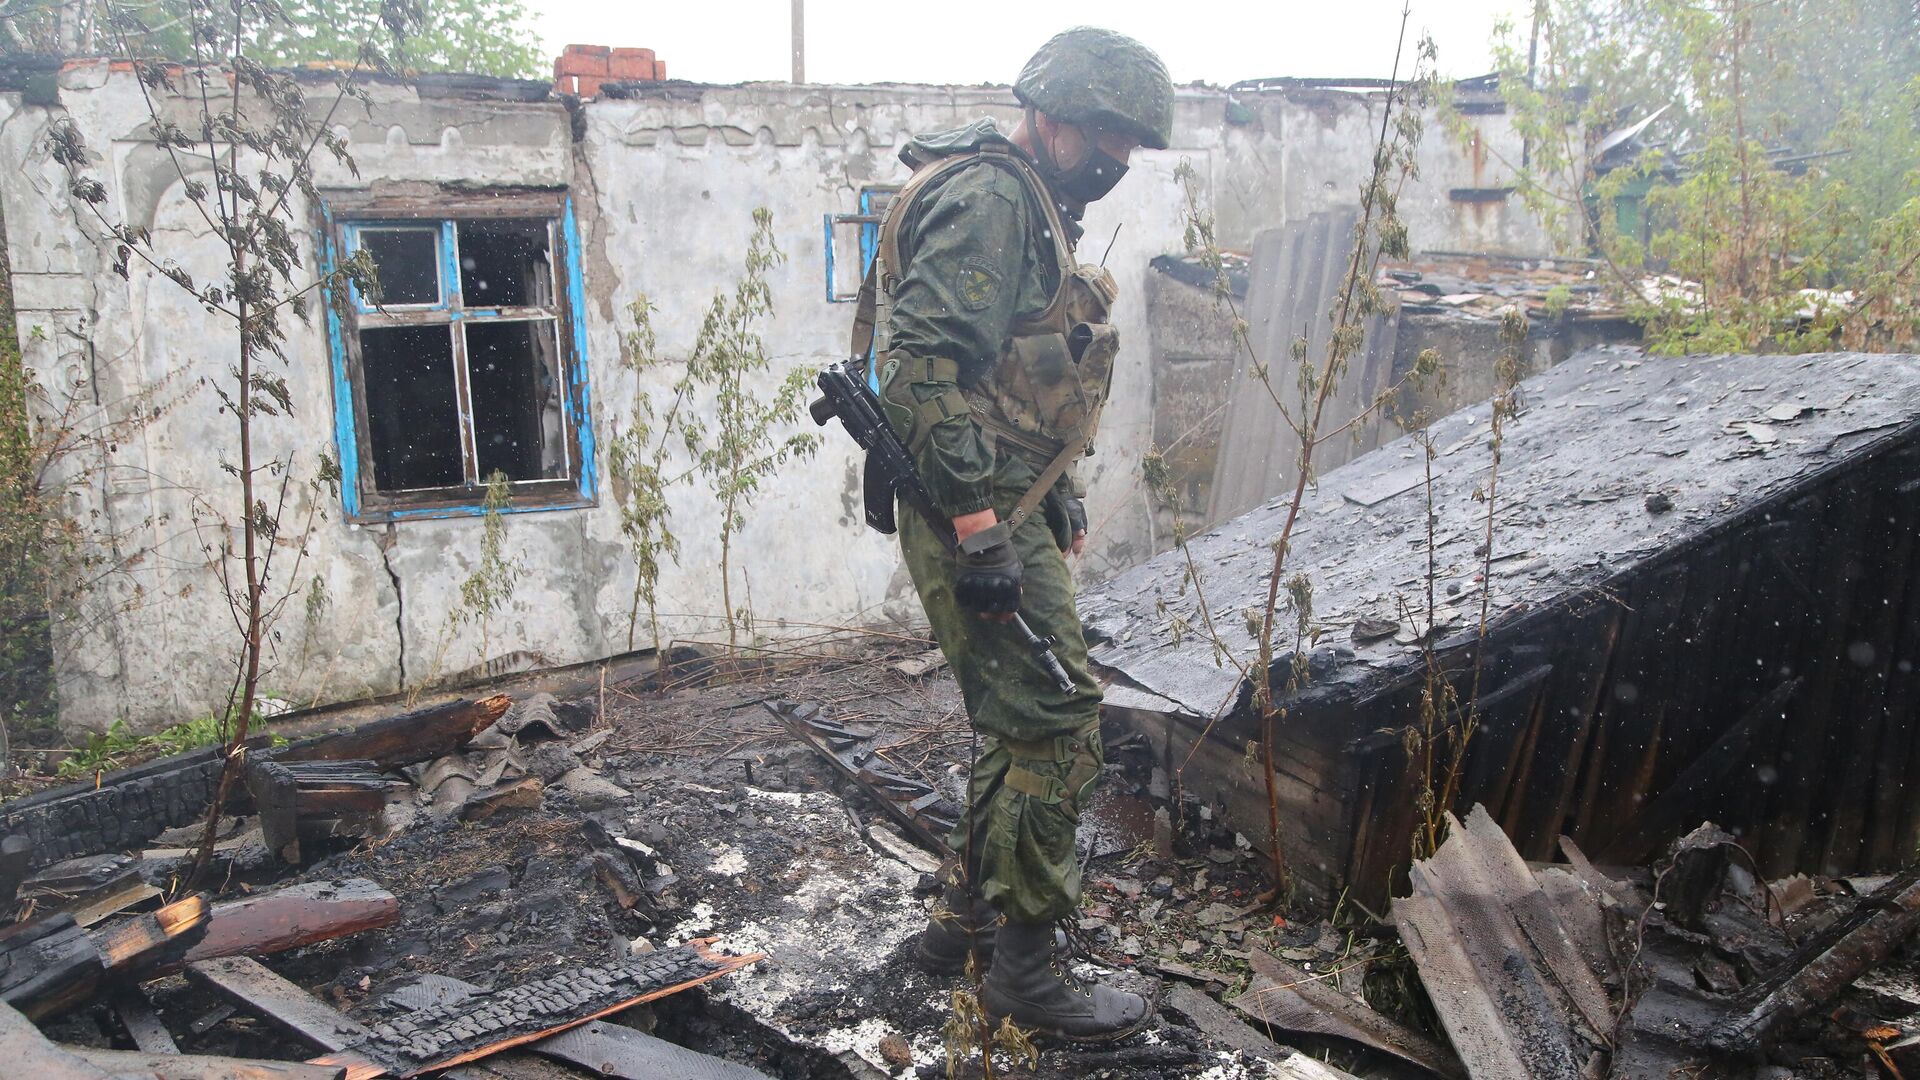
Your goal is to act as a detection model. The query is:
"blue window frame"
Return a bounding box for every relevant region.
[822,185,899,303]
[320,191,597,523]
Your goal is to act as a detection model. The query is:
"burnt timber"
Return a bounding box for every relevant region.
[1081,348,1920,906]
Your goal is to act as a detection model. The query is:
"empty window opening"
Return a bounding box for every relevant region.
[467,319,567,482]
[359,227,442,306]
[361,324,462,491]
[459,220,554,309]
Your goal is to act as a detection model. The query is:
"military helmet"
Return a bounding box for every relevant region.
[1014,27,1174,151]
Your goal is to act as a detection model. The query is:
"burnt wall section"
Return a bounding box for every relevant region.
[0,742,237,891]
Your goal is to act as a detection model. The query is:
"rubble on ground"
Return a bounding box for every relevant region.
[5,640,1920,1079]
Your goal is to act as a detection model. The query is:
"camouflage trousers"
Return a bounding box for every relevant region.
[899,453,1104,924]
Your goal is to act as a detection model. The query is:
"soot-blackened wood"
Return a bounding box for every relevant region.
[0,895,210,1019]
[97,894,212,978]
[248,761,404,865]
[1596,678,1802,865]
[316,940,764,1077]
[275,695,510,770]
[0,915,102,1021]
[1711,868,1920,1054]
[0,743,251,887]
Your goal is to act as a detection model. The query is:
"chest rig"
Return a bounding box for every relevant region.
[848,142,1120,531]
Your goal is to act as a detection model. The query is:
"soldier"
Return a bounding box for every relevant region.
[860,27,1173,1042]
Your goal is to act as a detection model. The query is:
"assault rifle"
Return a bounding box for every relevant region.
[810,363,1076,694]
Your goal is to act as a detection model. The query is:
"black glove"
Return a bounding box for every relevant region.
[954,524,1023,615]
[1064,495,1087,545]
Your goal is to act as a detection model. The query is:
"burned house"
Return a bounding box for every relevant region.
[1084,347,1920,906]
[0,54,1566,733]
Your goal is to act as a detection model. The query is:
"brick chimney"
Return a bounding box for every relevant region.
[554,44,667,99]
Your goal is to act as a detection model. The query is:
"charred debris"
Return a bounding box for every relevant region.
[3,345,1920,1080]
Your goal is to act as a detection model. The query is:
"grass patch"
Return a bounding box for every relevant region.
[55,714,286,780]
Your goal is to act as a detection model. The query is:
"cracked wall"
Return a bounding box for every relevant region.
[0,68,1559,732]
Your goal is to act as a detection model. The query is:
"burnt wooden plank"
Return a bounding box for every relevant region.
[1594,677,1801,865]
[1712,868,1920,1054]
[1520,608,1621,858]
[276,696,509,771]
[1828,458,1914,872]
[0,914,102,1021]
[162,880,399,976]
[1874,471,1920,868]
[97,894,212,976]
[316,940,764,1077]
[187,957,374,1052]
[112,987,179,1055]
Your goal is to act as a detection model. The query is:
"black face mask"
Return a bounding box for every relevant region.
[1029,109,1130,207]
[1054,147,1129,204]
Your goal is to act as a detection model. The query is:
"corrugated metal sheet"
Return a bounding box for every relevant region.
[1206,212,1400,523]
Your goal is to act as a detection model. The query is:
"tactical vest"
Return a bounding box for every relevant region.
[848,142,1118,520]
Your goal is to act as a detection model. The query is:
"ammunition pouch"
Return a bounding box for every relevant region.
[1002,722,1102,822]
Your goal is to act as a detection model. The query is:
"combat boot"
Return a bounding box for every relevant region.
[914,884,1000,974]
[981,921,1152,1043]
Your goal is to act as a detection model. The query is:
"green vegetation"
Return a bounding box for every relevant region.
[612,210,819,653]
[2,0,542,80]
[55,715,227,779]
[0,207,59,748]
[1481,0,1920,352]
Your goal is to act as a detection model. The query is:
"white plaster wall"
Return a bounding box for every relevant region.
[0,70,1557,731]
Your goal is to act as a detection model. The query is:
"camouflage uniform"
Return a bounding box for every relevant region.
[879,120,1103,924]
[861,26,1173,1044]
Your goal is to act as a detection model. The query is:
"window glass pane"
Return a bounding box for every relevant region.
[458,220,554,309]
[361,324,462,491]
[358,228,441,306]
[466,319,567,482]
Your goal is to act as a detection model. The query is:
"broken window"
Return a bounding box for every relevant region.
[324,193,595,521]
[822,185,899,303]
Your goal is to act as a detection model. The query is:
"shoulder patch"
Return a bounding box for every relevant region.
[957,255,1003,311]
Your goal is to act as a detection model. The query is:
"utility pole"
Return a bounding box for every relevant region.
[791,0,805,84]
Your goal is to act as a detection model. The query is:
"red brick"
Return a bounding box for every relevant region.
[653,59,667,81]
[557,56,607,79]
[573,75,605,98]
[562,44,610,62]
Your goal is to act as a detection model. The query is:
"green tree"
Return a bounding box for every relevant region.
[683,209,819,650]
[1482,0,1920,352]
[252,0,543,78]
[1,0,540,80]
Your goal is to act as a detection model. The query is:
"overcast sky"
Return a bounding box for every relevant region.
[528,0,1533,87]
